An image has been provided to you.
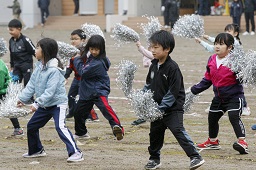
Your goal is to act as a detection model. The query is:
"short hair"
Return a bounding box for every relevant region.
[149,30,175,54]
[214,33,234,50]
[71,29,86,40]
[8,19,22,29]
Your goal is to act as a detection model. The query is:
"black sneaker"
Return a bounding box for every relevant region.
[144,160,161,170]
[190,156,205,170]
[131,118,146,125]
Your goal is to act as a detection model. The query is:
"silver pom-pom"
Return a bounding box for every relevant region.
[81,23,105,39]
[57,41,79,66]
[0,82,30,118]
[129,89,164,122]
[223,45,246,75]
[116,60,138,97]
[238,50,256,88]
[0,38,8,57]
[184,88,200,113]
[140,15,162,42]
[111,23,140,47]
[172,14,205,38]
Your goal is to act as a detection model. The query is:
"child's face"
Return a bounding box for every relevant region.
[149,43,169,60]
[70,34,85,48]
[225,29,238,37]
[214,41,232,58]
[8,27,21,39]
[89,47,100,57]
[35,45,43,61]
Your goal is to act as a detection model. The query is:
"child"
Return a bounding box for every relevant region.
[230,0,243,29]
[191,33,248,154]
[0,56,23,136]
[17,38,83,162]
[8,19,35,103]
[73,35,124,141]
[65,29,99,123]
[143,30,204,170]
[195,23,250,116]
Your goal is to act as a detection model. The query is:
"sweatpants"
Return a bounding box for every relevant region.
[148,111,201,161]
[74,96,123,136]
[26,103,80,156]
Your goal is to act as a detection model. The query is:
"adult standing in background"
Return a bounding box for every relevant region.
[161,0,180,29]
[242,0,256,35]
[73,0,79,16]
[198,0,210,16]
[38,0,50,27]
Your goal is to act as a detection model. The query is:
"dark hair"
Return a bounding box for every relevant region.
[8,19,22,29]
[84,35,106,58]
[224,23,241,45]
[214,33,234,50]
[37,38,64,69]
[71,29,86,40]
[149,30,175,55]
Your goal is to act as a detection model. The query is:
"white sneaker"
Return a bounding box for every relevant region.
[73,133,90,140]
[23,148,47,158]
[242,31,249,35]
[250,31,255,35]
[67,151,84,162]
[242,107,251,116]
[113,125,123,141]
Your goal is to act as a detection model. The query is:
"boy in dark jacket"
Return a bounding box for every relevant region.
[143,30,204,170]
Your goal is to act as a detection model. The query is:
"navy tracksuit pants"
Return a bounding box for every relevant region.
[26,103,80,156]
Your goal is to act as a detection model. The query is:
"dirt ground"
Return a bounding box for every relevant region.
[1,26,256,170]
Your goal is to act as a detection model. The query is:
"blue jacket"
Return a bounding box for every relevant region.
[230,1,243,17]
[18,58,68,107]
[73,55,111,100]
[38,0,50,9]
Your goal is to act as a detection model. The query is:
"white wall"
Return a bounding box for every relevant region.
[0,0,14,25]
[21,0,41,28]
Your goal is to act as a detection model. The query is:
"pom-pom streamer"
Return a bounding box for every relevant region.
[0,82,30,118]
[81,23,105,39]
[129,89,164,122]
[111,23,140,47]
[184,88,200,113]
[116,60,137,97]
[140,16,162,42]
[57,41,79,66]
[172,14,205,38]
[0,38,8,57]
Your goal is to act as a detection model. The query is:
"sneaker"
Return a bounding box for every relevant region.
[242,107,250,116]
[233,140,248,154]
[190,156,205,170]
[86,118,100,122]
[196,138,221,150]
[73,133,90,140]
[131,118,146,125]
[250,31,255,35]
[242,31,249,35]
[144,160,161,170]
[67,151,84,162]
[23,148,47,158]
[12,128,24,136]
[113,125,123,141]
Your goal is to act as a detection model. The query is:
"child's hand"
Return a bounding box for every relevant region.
[30,105,37,113]
[136,41,141,48]
[195,37,201,43]
[17,100,24,107]
[203,34,209,40]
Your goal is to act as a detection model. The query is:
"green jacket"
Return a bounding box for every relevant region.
[0,59,11,95]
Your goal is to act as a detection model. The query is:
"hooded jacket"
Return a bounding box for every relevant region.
[18,58,68,107]
[73,54,111,100]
